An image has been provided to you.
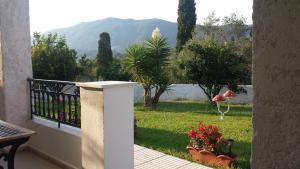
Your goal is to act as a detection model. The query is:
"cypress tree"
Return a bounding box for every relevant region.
[96,32,113,76]
[176,0,196,53]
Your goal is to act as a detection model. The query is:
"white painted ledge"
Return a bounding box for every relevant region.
[31,115,81,137]
[28,116,82,168]
[76,81,136,89]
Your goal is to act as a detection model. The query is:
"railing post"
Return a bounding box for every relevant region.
[56,84,61,128]
[77,81,135,169]
[28,79,33,119]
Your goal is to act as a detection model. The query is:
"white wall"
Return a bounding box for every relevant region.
[134,84,253,104]
[28,117,81,169]
[67,84,253,104]
[104,85,134,169]
[77,81,135,169]
[0,0,32,127]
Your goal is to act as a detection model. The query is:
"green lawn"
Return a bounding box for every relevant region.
[134,100,252,169]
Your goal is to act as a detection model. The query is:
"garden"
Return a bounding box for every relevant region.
[134,100,252,169]
[30,1,253,168]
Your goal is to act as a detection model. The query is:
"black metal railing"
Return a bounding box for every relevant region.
[28,78,80,128]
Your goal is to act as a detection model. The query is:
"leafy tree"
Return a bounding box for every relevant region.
[96,32,113,79]
[179,37,250,102]
[197,13,252,84]
[176,0,196,53]
[76,54,97,81]
[32,32,77,81]
[227,38,252,84]
[166,49,188,83]
[198,13,250,42]
[199,11,221,39]
[123,28,171,108]
[101,58,130,81]
[222,13,246,41]
[221,14,252,84]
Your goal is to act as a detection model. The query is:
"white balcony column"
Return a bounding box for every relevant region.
[0,0,32,127]
[77,81,135,169]
[252,0,300,168]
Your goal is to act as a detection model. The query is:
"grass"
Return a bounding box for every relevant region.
[134,100,252,169]
[33,99,80,126]
[34,99,80,116]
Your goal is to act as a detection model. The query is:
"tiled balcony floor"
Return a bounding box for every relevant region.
[0,150,63,169]
[0,145,211,169]
[134,145,212,169]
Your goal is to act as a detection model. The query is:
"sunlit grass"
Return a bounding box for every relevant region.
[134,100,252,169]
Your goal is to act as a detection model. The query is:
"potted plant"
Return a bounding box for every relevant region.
[187,122,237,167]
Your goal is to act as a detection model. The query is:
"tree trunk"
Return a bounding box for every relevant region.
[144,88,152,108]
[151,88,165,109]
[199,85,213,103]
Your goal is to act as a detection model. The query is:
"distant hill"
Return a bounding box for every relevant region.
[47,18,177,57]
[47,17,252,58]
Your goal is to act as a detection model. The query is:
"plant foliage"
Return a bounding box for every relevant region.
[179,37,250,102]
[96,32,113,79]
[176,0,197,53]
[32,32,77,81]
[123,33,171,108]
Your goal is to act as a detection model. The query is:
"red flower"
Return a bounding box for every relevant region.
[188,128,197,139]
[187,122,226,152]
[199,127,205,132]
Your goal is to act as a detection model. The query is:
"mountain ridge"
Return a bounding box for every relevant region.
[47,17,252,57]
[47,17,177,57]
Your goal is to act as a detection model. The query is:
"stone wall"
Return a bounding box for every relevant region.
[252,0,300,168]
[0,0,32,126]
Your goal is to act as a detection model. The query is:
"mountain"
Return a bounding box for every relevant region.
[47,18,177,57]
[47,17,252,57]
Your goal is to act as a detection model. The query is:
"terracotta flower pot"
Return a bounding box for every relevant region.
[187,146,237,167]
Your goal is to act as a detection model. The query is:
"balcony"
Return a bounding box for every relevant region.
[2,0,300,168]
[0,145,211,169]
[0,79,211,169]
[0,151,63,169]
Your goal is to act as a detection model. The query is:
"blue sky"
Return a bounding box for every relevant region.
[29,0,253,33]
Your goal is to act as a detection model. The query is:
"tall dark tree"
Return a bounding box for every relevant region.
[96,32,113,78]
[176,0,196,53]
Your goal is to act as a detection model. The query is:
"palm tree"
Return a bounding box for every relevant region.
[123,29,171,108]
[145,35,170,108]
